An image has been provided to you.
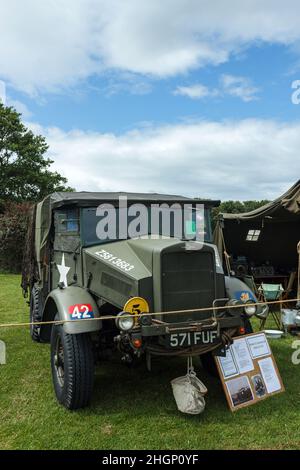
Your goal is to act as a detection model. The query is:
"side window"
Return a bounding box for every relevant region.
[55,208,80,234]
[246,229,261,242]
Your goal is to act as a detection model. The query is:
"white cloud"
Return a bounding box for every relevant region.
[1,1,300,93]
[0,80,6,104]
[7,99,32,118]
[220,74,259,102]
[101,73,153,97]
[174,75,259,102]
[173,84,218,99]
[28,118,300,200]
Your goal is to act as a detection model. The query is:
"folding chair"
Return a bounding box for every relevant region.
[257,283,284,330]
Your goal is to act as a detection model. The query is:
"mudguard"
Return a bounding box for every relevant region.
[41,286,102,340]
[225,276,268,317]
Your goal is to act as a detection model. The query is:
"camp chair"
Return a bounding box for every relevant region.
[257,283,284,330]
[281,271,296,308]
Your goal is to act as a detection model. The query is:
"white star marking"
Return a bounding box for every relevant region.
[56,253,70,287]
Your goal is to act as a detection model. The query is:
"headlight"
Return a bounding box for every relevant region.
[226,299,243,316]
[115,311,135,331]
[244,301,257,317]
[256,303,268,319]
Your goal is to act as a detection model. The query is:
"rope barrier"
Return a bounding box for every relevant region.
[0,297,298,329]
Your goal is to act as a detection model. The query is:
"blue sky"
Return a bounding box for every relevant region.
[1,1,300,200]
[7,43,300,132]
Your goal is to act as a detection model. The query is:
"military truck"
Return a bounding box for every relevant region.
[22,192,267,410]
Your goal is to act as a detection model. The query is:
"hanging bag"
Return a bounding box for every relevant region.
[171,357,207,415]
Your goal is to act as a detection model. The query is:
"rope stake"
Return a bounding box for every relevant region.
[0,297,298,329]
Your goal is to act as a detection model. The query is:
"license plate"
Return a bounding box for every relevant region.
[168,330,219,348]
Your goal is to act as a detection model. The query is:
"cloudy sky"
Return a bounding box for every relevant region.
[1,0,300,200]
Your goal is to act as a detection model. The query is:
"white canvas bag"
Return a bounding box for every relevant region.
[171,357,207,415]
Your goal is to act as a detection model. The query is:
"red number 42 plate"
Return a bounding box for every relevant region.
[68,304,94,320]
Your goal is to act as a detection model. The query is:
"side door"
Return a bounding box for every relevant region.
[52,207,82,289]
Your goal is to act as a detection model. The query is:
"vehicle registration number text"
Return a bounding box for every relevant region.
[169,330,219,347]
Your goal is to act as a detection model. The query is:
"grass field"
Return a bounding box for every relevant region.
[0,273,300,450]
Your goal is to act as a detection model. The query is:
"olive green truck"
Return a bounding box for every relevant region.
[21,192,266,409]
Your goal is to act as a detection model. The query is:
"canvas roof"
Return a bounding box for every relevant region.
[219,180,300,222]
[41,191,220,209]
[214,180,300,270]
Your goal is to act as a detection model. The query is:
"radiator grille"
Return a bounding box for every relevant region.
[161,250,216,322]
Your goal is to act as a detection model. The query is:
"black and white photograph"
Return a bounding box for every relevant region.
[226,376,254,408]
[251,374,267,399]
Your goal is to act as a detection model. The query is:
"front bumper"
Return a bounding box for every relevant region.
[115,298,249,358]
[139,315,242,337]
[115,314,243,358]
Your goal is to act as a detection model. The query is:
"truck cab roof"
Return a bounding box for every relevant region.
[40,191,220,209]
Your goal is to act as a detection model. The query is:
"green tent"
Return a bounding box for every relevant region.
[214,180,300,272]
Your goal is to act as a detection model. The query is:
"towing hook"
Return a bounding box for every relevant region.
[121,353,133,365]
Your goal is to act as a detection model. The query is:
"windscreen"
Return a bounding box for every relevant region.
[80,204,212,247]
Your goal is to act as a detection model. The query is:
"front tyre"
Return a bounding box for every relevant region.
[50,317,94,410]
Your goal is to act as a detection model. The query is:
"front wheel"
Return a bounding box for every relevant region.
[50,317,94,410]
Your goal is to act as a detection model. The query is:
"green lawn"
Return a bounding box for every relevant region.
[0,273,299,450]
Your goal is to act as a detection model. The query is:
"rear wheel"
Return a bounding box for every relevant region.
[50,316,94,409]
[29,286,41,342]
[201,318,253,376]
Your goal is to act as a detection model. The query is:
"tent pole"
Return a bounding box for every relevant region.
[220,228,232,276]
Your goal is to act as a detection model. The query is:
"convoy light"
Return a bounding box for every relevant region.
[115,311,135,331]
[244,301,257,317]
[132,338,142,348]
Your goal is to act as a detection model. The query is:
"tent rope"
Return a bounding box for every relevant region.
[219,226,231,275]
[0,297,298,329]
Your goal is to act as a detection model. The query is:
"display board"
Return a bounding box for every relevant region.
[215,332,284,411]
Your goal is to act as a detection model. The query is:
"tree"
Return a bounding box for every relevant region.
[0,103,73,204]
[211,199,270,228]
[0,201,32,273]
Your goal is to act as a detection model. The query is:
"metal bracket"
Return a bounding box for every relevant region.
[213,298,229,337]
